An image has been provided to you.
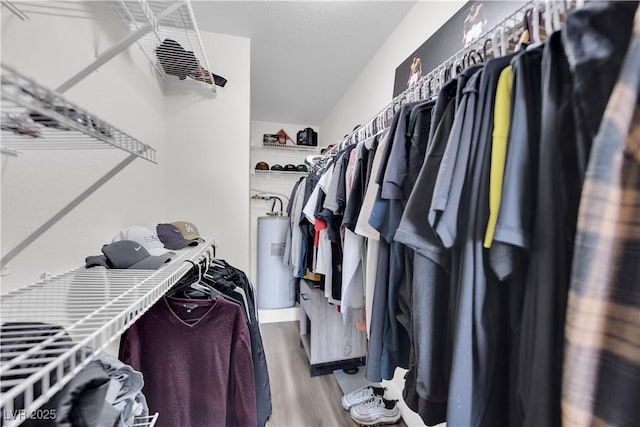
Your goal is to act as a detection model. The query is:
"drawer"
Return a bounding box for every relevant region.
[299,280,316,316]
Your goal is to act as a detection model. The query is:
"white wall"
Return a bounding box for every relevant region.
[164,31,251,274]
[319,2,465,426]
[1,2,166,293]
[1,10,252,286]
[321,1,465,145]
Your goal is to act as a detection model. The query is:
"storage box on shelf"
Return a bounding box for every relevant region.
[0,238,216,427]
[0,64,156,160]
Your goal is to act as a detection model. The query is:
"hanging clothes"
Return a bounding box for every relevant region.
[516,3,636,426]
[562,6,640,425]
[366,101,421,383]
[396,73,466,426]
[204,260,273,427]
[119,260,264,427]
[354,130,388,338]
[287,3,639,427]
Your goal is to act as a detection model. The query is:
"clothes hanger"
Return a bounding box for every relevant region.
[443,64,451,84]
[551,0,561,32]
[531,2,541,45]
[544,0,554,37]
[482,38,492,61]
[472,50,484,64]
[516,10,531,51]
[200,263,252,320]
[491,30,501,57]
[167,260,208,299]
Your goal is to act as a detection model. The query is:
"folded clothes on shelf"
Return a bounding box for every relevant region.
[1,322,149,427]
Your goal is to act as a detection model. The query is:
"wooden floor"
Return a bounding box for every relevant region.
[261,321,406,427]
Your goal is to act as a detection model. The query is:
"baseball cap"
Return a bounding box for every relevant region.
[284,164,297,172]
[271,164,283,171]
[112,225,174,256]
[157,223,199,250]
[296,164,308,172]
[171,221,202,241]
[101,240,172,270]
[255,161,269,171]
[85,255,109,268]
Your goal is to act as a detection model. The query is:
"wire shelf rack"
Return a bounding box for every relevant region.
[133,413,160,426]
[255,143,320,152]
[0,64,157,161]
[111,0,216,94]
[0,237,216,427]
[252,170,308,177]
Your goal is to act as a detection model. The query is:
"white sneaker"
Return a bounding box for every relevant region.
[349,396,401,426]
[341,385,386,410]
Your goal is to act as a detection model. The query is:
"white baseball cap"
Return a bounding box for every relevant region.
[112,225,175,257]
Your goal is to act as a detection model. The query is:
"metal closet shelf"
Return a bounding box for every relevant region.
[111,0,216,94]
[0,64,157,161]
[252,170,308,177]
[132,413,160,426]
[0,237,216,427]
[254,143,320,152]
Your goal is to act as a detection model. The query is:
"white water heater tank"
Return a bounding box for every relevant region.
[257,216,295,309]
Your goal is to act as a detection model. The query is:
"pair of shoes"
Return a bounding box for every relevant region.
[342,386,401,426]
[341,385,385,410]
[350,396,401,426]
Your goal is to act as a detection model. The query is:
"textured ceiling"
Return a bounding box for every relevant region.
[192,1,416,125]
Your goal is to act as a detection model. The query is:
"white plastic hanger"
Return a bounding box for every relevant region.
[532,2,541,44]
[544,0,553,36]
[500,26,508,55]
[551,0,561,32]
[491,30,501,57]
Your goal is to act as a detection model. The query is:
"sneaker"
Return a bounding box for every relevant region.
[349,396,401,426]
[341,385,386,410]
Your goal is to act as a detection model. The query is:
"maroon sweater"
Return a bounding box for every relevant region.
[120,296,257,427]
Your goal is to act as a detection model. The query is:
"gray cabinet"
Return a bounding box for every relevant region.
[299,279,367,376]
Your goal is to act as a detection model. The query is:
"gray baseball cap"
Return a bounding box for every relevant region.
[112,225,174,257]
[101,240,172,270]
[156,223,199,250]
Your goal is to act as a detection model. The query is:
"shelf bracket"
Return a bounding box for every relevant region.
[1,147,21,156]
[55,2,183,94]
[1,1,29,21]
[0,153,138,269]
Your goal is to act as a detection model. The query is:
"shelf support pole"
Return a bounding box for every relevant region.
[55,2,183,94]
[1,154,138,269]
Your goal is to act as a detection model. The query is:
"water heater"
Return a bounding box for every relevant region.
[257,216,295,309]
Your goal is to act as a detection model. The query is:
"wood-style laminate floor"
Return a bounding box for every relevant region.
[262,321,406,427]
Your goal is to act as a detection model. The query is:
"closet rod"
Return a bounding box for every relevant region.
[319,0,569,165]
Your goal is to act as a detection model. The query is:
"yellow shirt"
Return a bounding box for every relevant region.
[484,66,513,248]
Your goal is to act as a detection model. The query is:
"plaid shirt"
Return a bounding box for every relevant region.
[562,5,640,427]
